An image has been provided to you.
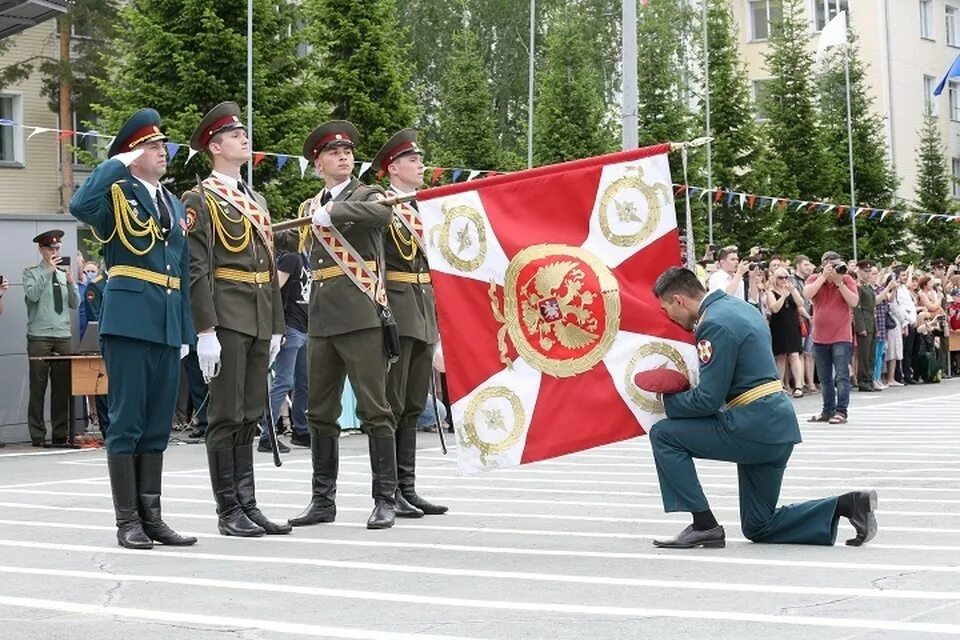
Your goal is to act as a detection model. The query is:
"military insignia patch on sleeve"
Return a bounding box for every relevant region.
[185,208,197,232]
[697,339,713,364]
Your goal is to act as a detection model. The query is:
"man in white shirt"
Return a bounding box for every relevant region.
[897,267,919,383]
[706,246,749,300]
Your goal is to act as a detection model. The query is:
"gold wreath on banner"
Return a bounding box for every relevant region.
[490,244,620,378]
[598,164,671,247]
[429,200,487,273]
[624,342,691,414]
[460,386,526,465]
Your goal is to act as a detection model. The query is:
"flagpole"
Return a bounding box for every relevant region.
[843,41,858,261]
[621,0,638,149]
[702,0,713,245]
[246,0,254,186]
[527,0,535,168]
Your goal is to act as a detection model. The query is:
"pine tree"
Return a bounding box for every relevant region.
[759,0,830,257]
[94,0,324,218]
[304,0,417,160]
[699,0,771,250]
[533,8,616,166]
[912,114,960,260]
[431,29,500,171]
[817,34,900,260]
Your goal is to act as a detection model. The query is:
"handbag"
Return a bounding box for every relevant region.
[378,302,401,363]
[799,317,809,338]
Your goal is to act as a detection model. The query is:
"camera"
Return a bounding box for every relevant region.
[749,261,769,271]
[834,263,848,275]
[58,256,71,267]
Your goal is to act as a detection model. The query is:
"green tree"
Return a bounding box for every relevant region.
[431,29,500,171]
[533,9,616,166]
[699,0,771,249]
[759,0,830,257]
[304,0,417,160]
[817,35,899,259]
[0,38,38,90]
[911,114,960,260]
[93,0,323,218]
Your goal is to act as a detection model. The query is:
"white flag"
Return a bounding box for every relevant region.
[358,161,372,178]
[816,11,847,63]
[298,156,310,178]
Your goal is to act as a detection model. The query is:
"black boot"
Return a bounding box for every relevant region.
[207,447,264,537]
[397,425,448,515]
[234,445,292,534]
[838,489,878,546]
[288,435,338,526]
[367,436,397,530]
[395,489,424,518]
[136,452,197,546]
[106,454,153,549]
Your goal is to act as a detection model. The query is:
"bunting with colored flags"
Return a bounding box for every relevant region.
[416,144,698,474]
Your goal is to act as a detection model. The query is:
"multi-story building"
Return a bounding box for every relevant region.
[732,0,960,203]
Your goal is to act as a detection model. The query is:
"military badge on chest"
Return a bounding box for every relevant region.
[697,339,713,365]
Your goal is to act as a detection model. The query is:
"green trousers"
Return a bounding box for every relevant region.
[650,416,839,545]
[206,327,269,451]
[27,336,71,444]
[386,337,433,433]
[307,328,394,439]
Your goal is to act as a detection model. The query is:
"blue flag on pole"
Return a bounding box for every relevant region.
[933,53,960,96]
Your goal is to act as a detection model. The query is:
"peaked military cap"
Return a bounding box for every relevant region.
[303,120,359,160]
[190,101,246,151]
[33,229,64,247]
[108,108,168,158]
[371,128,423,173]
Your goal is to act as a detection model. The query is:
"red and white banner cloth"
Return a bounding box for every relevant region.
[417,144,699,474]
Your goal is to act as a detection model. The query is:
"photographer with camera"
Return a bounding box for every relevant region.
[707,246,749,301]
[803,251,858,424]
[22,230,79,447]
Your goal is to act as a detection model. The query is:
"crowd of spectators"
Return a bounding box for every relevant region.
[691,245,960,424]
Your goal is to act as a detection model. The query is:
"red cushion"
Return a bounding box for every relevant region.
[633,367,691,394]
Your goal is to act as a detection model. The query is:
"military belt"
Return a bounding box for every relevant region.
[724,380,783,410]
[312,261,377,281]
[385,270,432,284]
[213,267,272,285]
[108,265,180,290]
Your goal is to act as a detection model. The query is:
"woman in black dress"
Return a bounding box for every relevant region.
[766,267,807,397]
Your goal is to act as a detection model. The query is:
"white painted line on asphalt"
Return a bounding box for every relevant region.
[5,565,960,637]
[2,488,956,519]
[0,595,481,640]
[0,449,97,459]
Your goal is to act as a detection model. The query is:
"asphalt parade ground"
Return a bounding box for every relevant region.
[0,380,958,639]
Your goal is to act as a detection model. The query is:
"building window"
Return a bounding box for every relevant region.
[949,81,960,121]
[952,158,960,198]
[72,105,106,168]
[752,79,775,120]
[0,93,24,166]
[812,0,849,32]
[921,0,935,39]
[749,0,782,41]
[948,5,960,46]
[924,75,937,115]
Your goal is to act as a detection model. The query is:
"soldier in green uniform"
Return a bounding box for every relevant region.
[23,230,78,448]
[83,266,110,436]
[70,108,196,550]
[371,129,446,516]
[648,267,878,549]
[182,102,290,537]
[287,121,399,530]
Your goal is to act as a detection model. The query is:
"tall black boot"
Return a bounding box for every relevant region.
[288,435,338,526]
[396,425,448,515]
[136,452,197,545]
[107,454,153,549]
[234,445,292,534]
[207,447,264,537]
[367,436,397,530]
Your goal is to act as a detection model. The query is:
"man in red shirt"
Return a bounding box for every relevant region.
[803,251,860,424]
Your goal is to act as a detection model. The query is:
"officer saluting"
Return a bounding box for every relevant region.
[287,121,398,530]
[182,102,290,537]
[371,129,446,516]
[69,109,196,549]
[648,267,878,549]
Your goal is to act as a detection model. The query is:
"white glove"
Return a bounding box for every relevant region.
[269,334,283,366]
[114,148,145,167]
[180,344,190,360]
[433,343,445,373]
[197,331,222,382]
[312,207,331,227]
